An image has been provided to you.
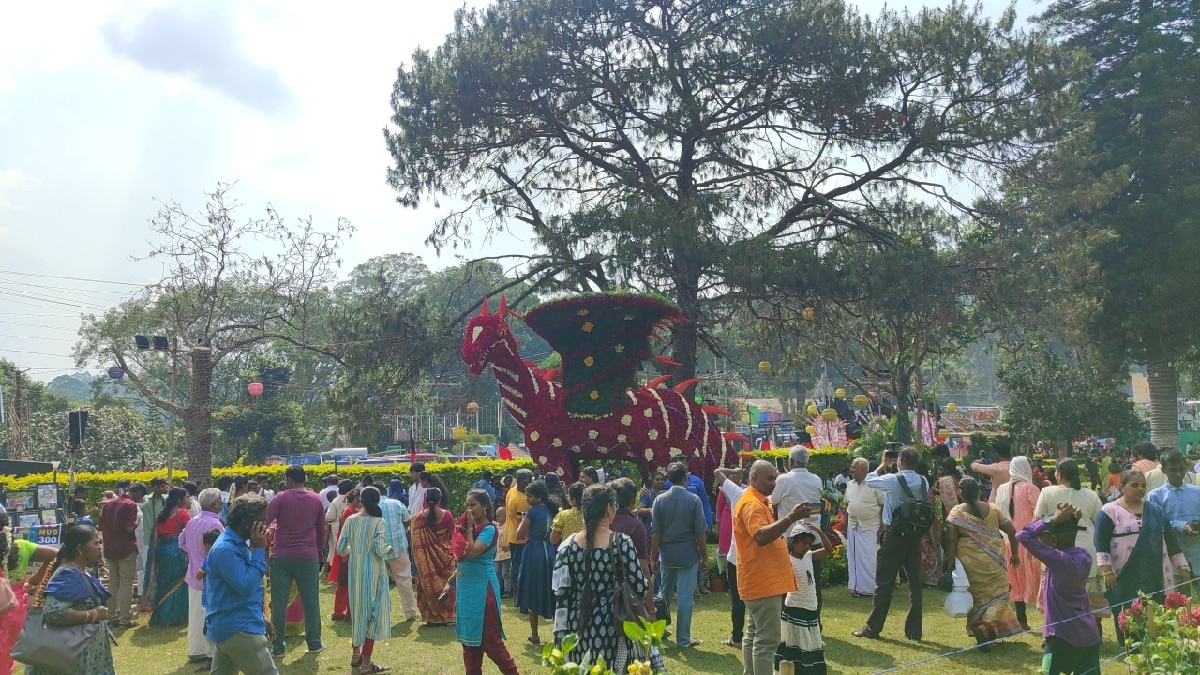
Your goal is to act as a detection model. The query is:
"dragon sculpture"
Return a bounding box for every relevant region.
[462,293,741,485]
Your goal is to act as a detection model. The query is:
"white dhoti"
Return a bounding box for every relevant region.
[188,586,215,659]
[847,525,879,595]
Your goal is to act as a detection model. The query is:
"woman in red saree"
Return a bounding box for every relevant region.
[330,489,360,621]
[411,487,456,625]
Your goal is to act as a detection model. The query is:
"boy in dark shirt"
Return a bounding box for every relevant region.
[1016,502,1101,675]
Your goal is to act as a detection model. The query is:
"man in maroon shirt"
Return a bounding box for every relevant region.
[100,481,144,627]
[264,465,327,656]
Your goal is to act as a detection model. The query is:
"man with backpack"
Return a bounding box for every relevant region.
[852,445,935,642]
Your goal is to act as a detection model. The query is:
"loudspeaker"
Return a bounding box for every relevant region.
[68,410,88,448]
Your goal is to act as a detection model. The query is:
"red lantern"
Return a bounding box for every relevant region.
[248,382,264,396]
[467,401,479,414]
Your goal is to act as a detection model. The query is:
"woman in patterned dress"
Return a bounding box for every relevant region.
[24,524,115,675]
[337,486,392,674]
[1095,469,1190,647]
[993,456,1042,630]
[411,487,457,625]
[330,489,360,621]
[553,484,664,672]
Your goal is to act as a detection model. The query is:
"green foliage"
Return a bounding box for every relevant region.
[746,447,851,478]
[385,0,1075,384]
[543,617,666,675]
[1119,593,1200,674]
[0,458,537,513]
[998,350,1142,445]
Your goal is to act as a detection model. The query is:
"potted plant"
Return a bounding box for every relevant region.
[708,559,727,592]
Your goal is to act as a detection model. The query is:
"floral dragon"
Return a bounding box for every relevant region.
[462,294,741,484]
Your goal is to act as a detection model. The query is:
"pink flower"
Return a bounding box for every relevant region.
[1191,607,1200,627]
[1118,612,1129,632]
[1164,592,1189,611]
[1130,598,1145,619]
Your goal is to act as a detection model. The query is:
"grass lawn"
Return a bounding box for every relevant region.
[111,582,1129,674]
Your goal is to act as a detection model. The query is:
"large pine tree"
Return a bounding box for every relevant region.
[1038,0,1200,448]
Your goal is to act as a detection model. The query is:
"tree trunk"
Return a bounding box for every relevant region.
[1147,359,1179,450]
[185,346,214,487]
[893,369,911,444]
[670,269,701,391]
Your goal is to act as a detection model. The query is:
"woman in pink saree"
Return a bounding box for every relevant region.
[993,456,1042,630]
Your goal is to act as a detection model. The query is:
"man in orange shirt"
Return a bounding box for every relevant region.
[733,460,811,675]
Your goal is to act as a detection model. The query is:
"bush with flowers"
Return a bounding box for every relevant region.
[1118,592,1200,673]
[542,618,667,675]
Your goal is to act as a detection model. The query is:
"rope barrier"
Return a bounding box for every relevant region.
[868,576,1197,674]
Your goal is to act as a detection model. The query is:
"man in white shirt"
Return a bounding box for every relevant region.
[844,457,886,597]
[771,446,825,608]
[408,463,427,514]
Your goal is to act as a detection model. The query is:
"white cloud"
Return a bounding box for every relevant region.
[0,169,41,210]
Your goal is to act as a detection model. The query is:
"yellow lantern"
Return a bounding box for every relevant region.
[466,401,479,414]
[821,408,838,422]
[758,361,773,372]
[805,425,817,435]
[937,428,951,440]
[451,426,468,441]
[946,402,957,413]
[834,387,846,398]
[853,394,869,407]
[802,307,815,321]
[806,404,818,416]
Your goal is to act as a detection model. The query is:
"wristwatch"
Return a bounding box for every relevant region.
[1041,515,1055,526]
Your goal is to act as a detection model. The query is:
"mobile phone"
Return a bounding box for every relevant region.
[806,501,822,510]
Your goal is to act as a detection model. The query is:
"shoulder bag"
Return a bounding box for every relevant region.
[608,534,650,634]
[13,568,115,673]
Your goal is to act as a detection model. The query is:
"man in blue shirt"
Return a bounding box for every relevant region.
[651,461,708,648]
[203,493,278,675]
[853,445,930,642]
[1148,449,1200,591]
[379,493,419,621]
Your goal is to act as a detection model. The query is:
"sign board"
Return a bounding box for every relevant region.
[30,524,63,546]
[756,420,795,436]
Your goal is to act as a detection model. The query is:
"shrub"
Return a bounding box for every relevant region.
[0,458,535,512]
[744,447,851,478]
[1119,593,1200,673]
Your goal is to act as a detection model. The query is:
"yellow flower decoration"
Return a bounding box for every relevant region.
[614,343,624,353]
[583,356,595,367]
[624,314,635,321]
[621,414,633,426]
[648,429,659,440]
[529,431,540,441]
[598,446,608,454]
[643,409,654,417]
[669,447,682,456]
[644,448,654,461]
[552,438,563,447]
[588,429,599,439]
[577,309,590,316]
[617,434,627,443]
[589,390,600,400]
[582,321,594,333]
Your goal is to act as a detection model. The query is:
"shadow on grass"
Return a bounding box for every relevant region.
[124,623,187,647]
[825,635,901,669]
[415,622,459,646]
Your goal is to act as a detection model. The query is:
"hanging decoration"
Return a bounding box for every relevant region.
[247,382,264,396]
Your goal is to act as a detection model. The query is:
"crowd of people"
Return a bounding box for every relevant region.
[2,436,1199,674]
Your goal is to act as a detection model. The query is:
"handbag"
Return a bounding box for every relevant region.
[608,535,650,634]
[13,568,113,673]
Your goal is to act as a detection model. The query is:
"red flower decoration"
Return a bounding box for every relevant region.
[1191,606,1200,627]
[1130,598,1145,619]
[1164,591,1189,611]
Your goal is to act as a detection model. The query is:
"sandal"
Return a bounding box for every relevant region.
[360,664,391,674]
[351,655,363,668]
[722,637,740,648]
[527,636,541,646]
[118,620,140,628]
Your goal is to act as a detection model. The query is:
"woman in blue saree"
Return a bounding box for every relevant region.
[453,489,518,675]
[148,487,191,626]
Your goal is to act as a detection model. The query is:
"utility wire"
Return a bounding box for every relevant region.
[0,269,149,287]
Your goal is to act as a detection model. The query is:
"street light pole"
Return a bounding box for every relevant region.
[167,336,178,483]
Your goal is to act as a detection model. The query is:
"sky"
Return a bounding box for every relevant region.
[0,0,1032,381]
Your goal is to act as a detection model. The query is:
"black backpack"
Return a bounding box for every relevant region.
[890,475,935,535]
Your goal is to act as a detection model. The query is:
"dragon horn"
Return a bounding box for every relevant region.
[480,297,490,315]
[498,295,508,317]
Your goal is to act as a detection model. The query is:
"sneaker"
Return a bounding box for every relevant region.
[271,647,285,658]
[307,641,327,654]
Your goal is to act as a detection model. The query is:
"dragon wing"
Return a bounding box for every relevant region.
[523,293,684,419]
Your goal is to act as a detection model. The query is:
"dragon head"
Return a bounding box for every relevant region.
[462,296,514,375]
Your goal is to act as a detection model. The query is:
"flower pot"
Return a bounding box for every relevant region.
[709,575,727,592]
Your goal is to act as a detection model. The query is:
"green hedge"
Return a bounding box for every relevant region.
[0,458,535,513]
[745,447,852,479]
